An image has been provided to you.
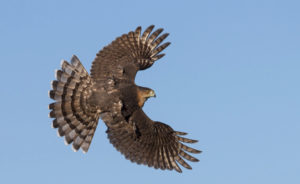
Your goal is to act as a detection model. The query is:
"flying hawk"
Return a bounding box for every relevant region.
[49,25,201,172]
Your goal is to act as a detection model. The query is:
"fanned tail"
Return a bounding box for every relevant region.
[49,55,100,153]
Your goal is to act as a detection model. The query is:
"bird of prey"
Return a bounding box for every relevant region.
[49,25,201,172]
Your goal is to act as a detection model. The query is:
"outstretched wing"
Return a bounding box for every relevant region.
[90,25,170,83]
[104,109,201,173]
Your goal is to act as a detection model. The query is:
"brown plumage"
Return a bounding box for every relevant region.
[49,25,201,172]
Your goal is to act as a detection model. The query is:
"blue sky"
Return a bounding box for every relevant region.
[1,0,299,183]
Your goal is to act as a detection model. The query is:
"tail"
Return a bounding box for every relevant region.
[49,55,100,153]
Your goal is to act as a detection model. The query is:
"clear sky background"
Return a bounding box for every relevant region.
[0,0,299,183]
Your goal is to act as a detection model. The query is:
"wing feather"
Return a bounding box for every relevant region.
[175,155,192,170]
[179,150,199,162]
[176,136,198,143]
[151,33,169,49]
[179,142,202,154]
[148,28,164,44]
[141,25,155,44]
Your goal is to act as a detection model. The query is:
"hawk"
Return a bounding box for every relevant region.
[49,25,201,172]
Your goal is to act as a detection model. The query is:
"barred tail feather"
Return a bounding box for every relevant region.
[49,55,100,153]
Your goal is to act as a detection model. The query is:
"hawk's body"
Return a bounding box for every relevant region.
[49,25,201,172]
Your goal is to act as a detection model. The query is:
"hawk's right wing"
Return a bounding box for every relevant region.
[103,109,201,173]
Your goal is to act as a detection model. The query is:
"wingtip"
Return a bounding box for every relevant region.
[165,41,171,47]
[193,158,199,162]
[135,26,142,31]
[157,27,164,32]
[191,139,198,143]
[197,150,202,154]
[175,167,183,173]
[175,131,188,135]
[148,24,155,29]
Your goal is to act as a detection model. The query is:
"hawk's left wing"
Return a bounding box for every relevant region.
[90,25,170,84]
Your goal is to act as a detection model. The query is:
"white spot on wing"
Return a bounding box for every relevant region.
[60,59,65,67]
[64,138,69,145]
[72,144,78,152]
[56,130,62,137]
[54,69,59,79]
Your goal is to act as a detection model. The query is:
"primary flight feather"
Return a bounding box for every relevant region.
[49,25,201,173]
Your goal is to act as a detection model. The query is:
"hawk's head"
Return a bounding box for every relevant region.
[137,86,156,107]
